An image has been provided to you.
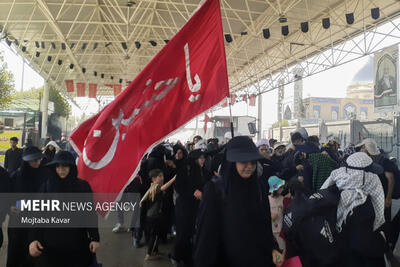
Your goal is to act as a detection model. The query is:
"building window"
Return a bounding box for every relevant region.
[360,107,368,120]
[313,105,321,119]
[360,111,367,120]
[313,110,319,119]
[331,106,339,121]
[332,110,338,120]
[4,118,13,127]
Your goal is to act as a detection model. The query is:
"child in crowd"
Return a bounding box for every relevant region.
[268,176,287,256]
[140,169,176,261]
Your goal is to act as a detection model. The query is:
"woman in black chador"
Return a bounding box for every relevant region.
[194,136,284,267]
[7,146,49,267]
[29,151,100,267]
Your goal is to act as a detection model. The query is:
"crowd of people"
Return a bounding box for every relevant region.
[1,128,400,266]
[109,128,400,267]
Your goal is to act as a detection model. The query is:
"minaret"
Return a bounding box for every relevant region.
[292,68,304,119]
[277,79,284,122]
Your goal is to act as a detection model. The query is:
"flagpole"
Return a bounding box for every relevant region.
[228,96,234,138]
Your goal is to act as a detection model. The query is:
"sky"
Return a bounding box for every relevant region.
[0,41,44,91]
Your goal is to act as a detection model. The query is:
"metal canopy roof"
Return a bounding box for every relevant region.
[0,0,399,101]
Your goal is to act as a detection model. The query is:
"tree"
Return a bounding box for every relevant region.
[48,87,71,118]
[272,119,289,128]
[0,53,15,108]
[13,86,71,118]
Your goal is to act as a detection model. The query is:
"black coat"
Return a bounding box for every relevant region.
[43,149,56,164]
[9,161,49,194]
[0,166,9,248]
[194,162,278,267]
[278,149,300,181]
[4,147,22,174]
[259,158,279,181]
[340,197,386,266]
[0,166,9,222]
[172,158,198,264]
[210,145,226,175]
[7,161,50,267]
[31,163,99,267]
[192,163,212,193]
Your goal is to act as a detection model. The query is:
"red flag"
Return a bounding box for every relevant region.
[70,0,229,207]
[76,83,86,97]
[230,94,236,105]
[113,84,122,96]
[65,80,74,93]
[249,94,257,106]
[204,114,211,134]
[89,84,97,98]
[242,94,248,103]
[222,98,228,107]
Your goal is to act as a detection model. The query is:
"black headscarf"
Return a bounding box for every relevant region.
[220,162,274,266]
[45,162,79,193]
[12,160,46,193]
[188,149,211,191]
[173,144,188,171]
[44,148,56,162]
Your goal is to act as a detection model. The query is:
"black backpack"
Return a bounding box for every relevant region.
[283,184,343,265]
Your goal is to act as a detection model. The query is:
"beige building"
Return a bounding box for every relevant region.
[301,58,384,122]
[302,95,378,121]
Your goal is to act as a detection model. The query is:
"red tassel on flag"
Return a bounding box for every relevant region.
[222,98,228,107]
[230,94,236,105]
[249,94,257,106]
[65,80,74,93]
[76,83,86,97]
[204,114,211,134]
[89,84,97,98]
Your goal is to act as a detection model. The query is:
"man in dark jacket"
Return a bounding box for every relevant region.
[4,137,23,174]
[280,132,306,181]
[357,138,395,248]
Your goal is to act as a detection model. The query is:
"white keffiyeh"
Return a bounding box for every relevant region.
[321,152,385,231]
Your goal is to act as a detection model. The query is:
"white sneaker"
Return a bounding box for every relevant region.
[112,223,124,233]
